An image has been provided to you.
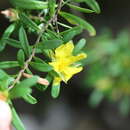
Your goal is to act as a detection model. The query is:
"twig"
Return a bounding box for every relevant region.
[9,0,63,90]
[23,73,49,86]
[53,0,63,33]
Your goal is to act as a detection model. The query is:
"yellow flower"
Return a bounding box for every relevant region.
[49,41,87,85]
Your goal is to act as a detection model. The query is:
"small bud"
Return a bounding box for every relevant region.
[1,8,19,21]
[0,100,12,130]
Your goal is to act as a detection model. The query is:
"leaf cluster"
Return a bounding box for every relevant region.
[0,0,100,129]
[84,29,130,115]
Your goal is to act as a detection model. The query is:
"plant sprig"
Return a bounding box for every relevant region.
[0,0,100,129]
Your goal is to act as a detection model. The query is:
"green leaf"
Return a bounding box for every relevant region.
[10,0,48,10]
[0,69,10,80]
[67,3,94,13]
[0,24,15,51]
[73,0,100,13]
[37,39,63,50]
[26,68,33,75]
[0,70,14,90]
[4,38,22,48]
[23,94,37,104]
[16,76,38,90]
[30,62,53,72]
[19,13,40,31]
[59,11,96,36]
[73,38,86,54]
[42,50,53,59]
[12,106,25,130]
[10,86,31,99]
[119,97,130,116]
[10,76,38,99]
[61,26,83,43]
[33,56,45,63]
[89,90,104,107]
[51,83,60,98]
[35,48,43,54]
[46,29,61,39]
[85,0,100,14]
[37,74,52,91]
[42,30,62,41]
[19,26,31,56]
[48,0,56,17]
[17,49,25,67]
[0,61,19,69]
[50,70,59,77]
[57,22,72,29]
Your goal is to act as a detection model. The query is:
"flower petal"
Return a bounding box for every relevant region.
[68,53,87,64]
[49,41,87,84]
[73,53,87,62]
[55,41,74,58]
[63,66,83,82]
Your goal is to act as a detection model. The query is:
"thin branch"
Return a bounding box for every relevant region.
[9,0,63,90]
[23,73,49,86]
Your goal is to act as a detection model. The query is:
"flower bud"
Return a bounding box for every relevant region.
[1,8,19,21]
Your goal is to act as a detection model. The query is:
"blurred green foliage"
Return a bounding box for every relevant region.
[84,29,130,115]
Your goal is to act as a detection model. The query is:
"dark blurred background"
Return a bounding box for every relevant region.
[1,0,130,130]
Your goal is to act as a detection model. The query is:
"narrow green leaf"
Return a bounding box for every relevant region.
[0,24,15,51]
[10,0,48,10]
[46,29,61,39]
[59,11,96,36]
[67,3,94,13]
[50,70,59,77]
[30,62,53,72]
[42,30,62,41]
[19,26,31,56]
[48,0,56,17]
[35,48,43,54]
[42,50,53,59]
[0,40,6,51]
[37,39,63,50]
[19,13,40,31]
[89,90,104,107]
[60,26,83,43]
[73,38,86,54]
[33,56,45,63]
[12,107,25,130]
[0,24,15,38]
[4,38,21,48]
[26,68,33,75]
[0,70,14,90]
[57,22,72,29]
[73,0,100,13]
[10,76,38,99]
[119,97,130,116]
[0,69,10,80]
[10,85,31,99]
[85,0,100,14]
[16,76,38,90]
[51,83,60,98]
[37,74,52,91]
[23,94,37,104]
[0,61,19,69]
[17,49,25,67]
